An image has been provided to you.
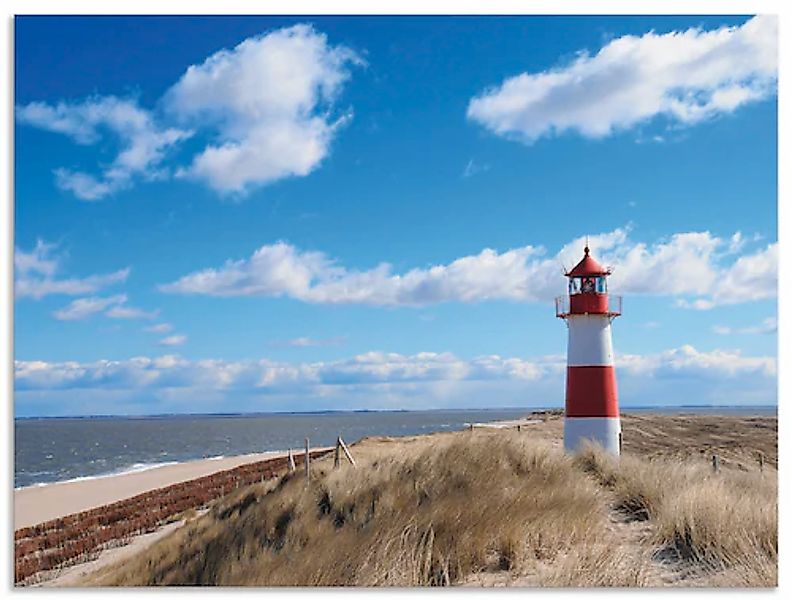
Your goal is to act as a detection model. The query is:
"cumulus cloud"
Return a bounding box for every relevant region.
[15,346,776,415]
[15,240,129,300]
[14,345,774,393]
[713,317,777,336]
[159,334,187,347]
[159,240,547,304]
[164,24,363,194]
[467,16,777,142]
[709,242,777,304]
[617,344,775,378]
[16,24,360,199]
[160,228,776,309]
[16,97,191,200]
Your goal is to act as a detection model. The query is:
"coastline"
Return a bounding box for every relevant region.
[14,406,776,530]
[14,413,548,529]
[13,412,777,586]
[14,416,552,531]
[14,449,323,529]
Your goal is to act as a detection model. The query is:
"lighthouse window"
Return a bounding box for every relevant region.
[581,278,596,293]
[568,278,581,294]
[596,277,607,293]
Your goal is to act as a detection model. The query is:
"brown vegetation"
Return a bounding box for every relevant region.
[85,414,777,588]
[14,450,330,584]
[575,445,777,586]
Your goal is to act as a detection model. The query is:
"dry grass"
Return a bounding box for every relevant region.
[522,411,777,470]
[575,444,777,586]
[85,415,777,588]
[94,432,653,586]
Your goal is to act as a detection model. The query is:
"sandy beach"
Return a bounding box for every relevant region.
[15,421,545,530]
[14,449,329,529]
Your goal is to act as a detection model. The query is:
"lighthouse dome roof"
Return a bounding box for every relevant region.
[566,246,610,277]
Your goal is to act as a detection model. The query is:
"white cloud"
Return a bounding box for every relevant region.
[160,228,776,309]
[52,295,127,321]
[159,240,549,304]
[106,305,159,320]
[462,158,490,178]
[15,240,129,300]
[17,25,362,199]
[16,97,191,200]
[14,345,774,393]
[617,344,775,378]
[159,334,187,347]
[165,24,362,194]
[713,317,777,336]
[709,242,777,305]
[467,16,777,143]
[53,170,116,202]
[52,293,159,321]
[14,239,58,278]
[144,323,174,334]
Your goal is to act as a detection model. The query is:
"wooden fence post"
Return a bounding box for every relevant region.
[334,437,341,469]
[305,438,311,481]
[469,423,474,432]
[288,448,296,472]
[712,454,720,473]
[758,452,765,472]
[517,424,521,432]
[338,437,356,467]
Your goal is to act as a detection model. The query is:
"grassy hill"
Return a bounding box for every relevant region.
[86,414,777,587]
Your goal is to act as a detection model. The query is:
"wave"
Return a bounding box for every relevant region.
[14,450,290,491]
[15,460,182,491]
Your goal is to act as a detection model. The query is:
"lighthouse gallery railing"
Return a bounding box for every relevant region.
[555,295,622,318]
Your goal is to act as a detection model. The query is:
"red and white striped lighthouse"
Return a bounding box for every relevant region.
[556,245,622,456]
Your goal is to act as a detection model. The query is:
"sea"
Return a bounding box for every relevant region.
[14,405,776,490]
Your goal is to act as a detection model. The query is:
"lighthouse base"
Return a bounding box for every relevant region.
[564,417,621,456]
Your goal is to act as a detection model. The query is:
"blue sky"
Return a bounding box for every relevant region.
[14,15,777,416]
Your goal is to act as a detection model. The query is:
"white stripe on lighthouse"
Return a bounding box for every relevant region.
[566,315,614,366]
[564,418,621,454]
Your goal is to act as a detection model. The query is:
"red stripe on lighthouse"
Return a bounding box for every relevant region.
[565,366,619,417]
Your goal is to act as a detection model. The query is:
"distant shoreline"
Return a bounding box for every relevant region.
[13,404,779,420]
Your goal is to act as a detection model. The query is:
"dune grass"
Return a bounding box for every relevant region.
[574,444,777,586]
[92,428,777,587]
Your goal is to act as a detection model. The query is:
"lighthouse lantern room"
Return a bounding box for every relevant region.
[555,245,622,456]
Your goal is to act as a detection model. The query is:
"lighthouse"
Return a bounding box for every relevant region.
[555,245,622,456]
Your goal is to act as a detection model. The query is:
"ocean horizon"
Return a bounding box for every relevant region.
[14,403,778,420]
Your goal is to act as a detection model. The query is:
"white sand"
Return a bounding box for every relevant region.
[15,449,330,529]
